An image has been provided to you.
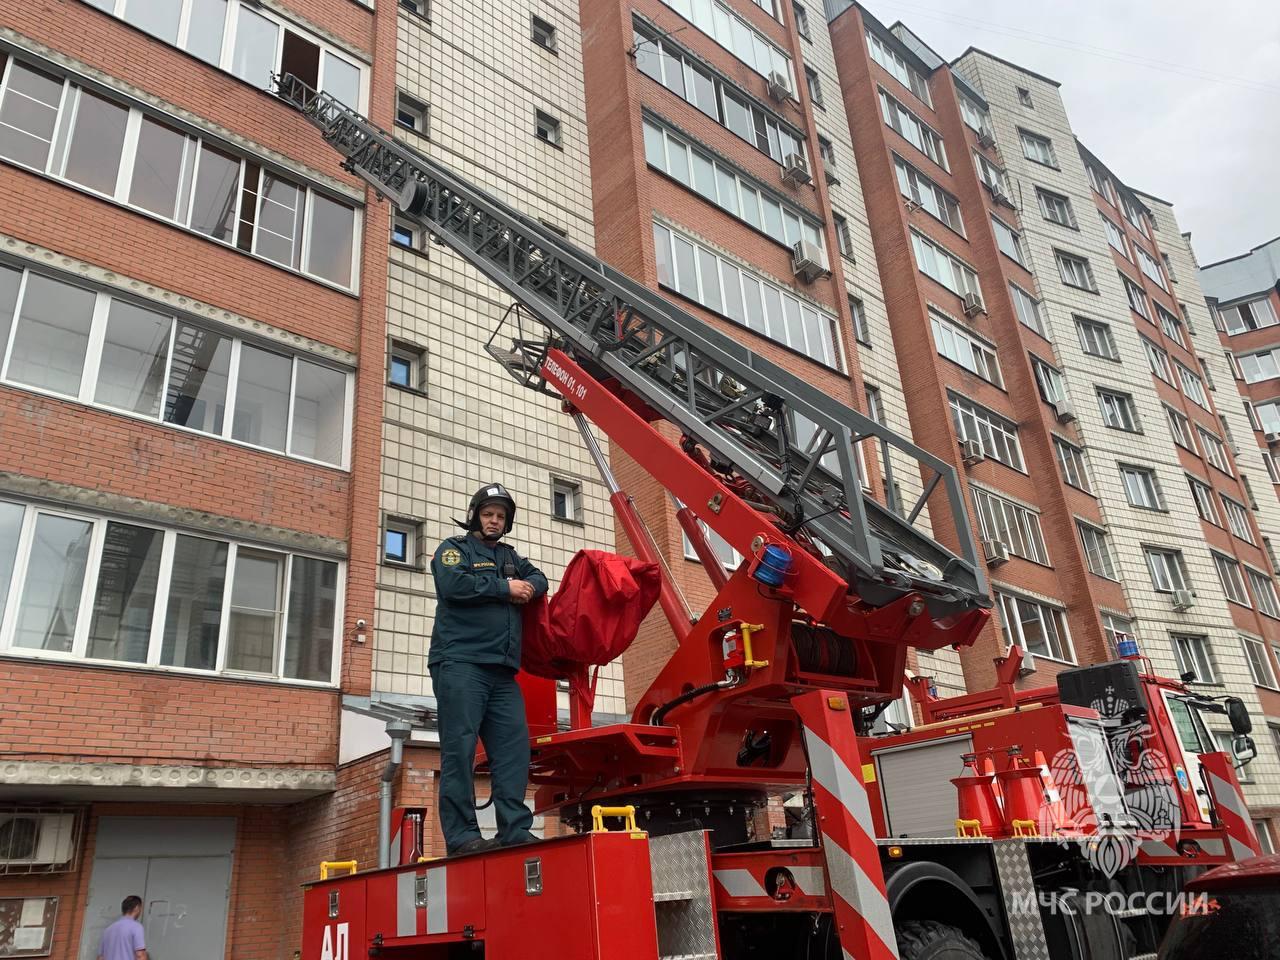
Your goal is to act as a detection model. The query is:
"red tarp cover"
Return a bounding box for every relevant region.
[521,550,661,681]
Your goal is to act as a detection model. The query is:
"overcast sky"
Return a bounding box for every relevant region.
[865,0,1280,265]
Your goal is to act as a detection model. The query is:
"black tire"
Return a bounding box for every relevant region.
[896,920,993,960]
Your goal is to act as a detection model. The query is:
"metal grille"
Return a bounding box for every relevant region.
[0,807,84,876]
[648,832,718,960]
[273,74,989,621]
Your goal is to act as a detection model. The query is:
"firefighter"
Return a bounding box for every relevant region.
[429,482,548,855]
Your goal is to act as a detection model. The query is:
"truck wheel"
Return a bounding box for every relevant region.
[896,920,992,960]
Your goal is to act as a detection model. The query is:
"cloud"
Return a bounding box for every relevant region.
[865,0,1280,262]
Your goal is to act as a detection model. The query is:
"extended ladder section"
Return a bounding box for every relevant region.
[275,76,989,618]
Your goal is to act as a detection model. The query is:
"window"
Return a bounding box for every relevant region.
[972,487,1048,564]
[551,478,581,522]
[1229,352,1246,381]
[1098,389,1140,432]
[1135,338,1171,384]
[1197,426,1231,474]
[388,341,426,391]
[400,0,428,14]
[804,67,824,108]
[1172,634,1215,683]
[959,95,991,137]
[1156,305,1186,347]
[0,55,361,289]
[1037,189,1075,228]
[864,385,884,424]
[1264,451,1280,483]
[88,1,364,106]
[1238,349,1280,384]
[1020,130,1056,166]
[396,91,428,133]
[931,310,1001,385]
[1017,87,1034,108]
[1009,283,1046,336]
[633,23,806,167]
[1055,250,1096,291]
[535,110,562,146]
[0,500,339,681]
[1121,275,1151,320]
[1257,820,1276,855]
[793,2,811,39]
[833,213,853,259]
[654,0,793,91]
[652,222,841,369]
[1078,522,1116,579]
[880,91,946,169]
[866,30,932,105]
[1101,214,1130,259]
[1054,437,1091,491]
[1144,547,1190,593]
[818,136,838,181]
[1221,495,1254,543]
[530,14,557,51]
[974,152,1009,197]
[894,156,963,233]
[1120,464,1163,509]
[991,217,1024,265]
[949,394,1023,469]
[682,523,742,570]
[850,296,870,346]
[0,263,353,466]
[1166,406,1195,450]
[1257,401,1280,434]
[1120,193,1148,235]
[643,119,823,257]
[1136,247,1168,291]
[1187,476,1220,525]
[383,519,420,566]
[1103,614,1135,657]
[1220,297,1279,336]
[391,217,420,250]
[1076,317,1118,360]
[1267,538,1280,575]
[996,592,1073,662]
[1032,357,1067,407]
[1214,553,1250,606]
[910,232,980,298]
[1248,567,1280,618]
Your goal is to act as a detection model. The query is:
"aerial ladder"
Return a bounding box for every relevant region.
[277,79,1257,960]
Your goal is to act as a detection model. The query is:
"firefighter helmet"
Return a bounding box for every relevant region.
[457,482,517,535]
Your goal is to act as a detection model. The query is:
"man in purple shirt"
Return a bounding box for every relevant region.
[97,896,146,960]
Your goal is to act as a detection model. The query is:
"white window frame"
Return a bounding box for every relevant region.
[1197,426,1232,475]
[1213,552,1250,606]
[1101,213,1130,260]
[1136,246,1168,291]
[1019,129,1056,166]
[880,90,947,169]
[996,591,1075,663]
[1166,405,1196,451]
[1121,274,1151,319]
[1077,521,1117,579]
[1076,316,1119,360]
[655,0,793,91]
[0,499,342,685]
[1241,635,1277,689]
[949,394,1024,470]
[1053,437,1091,492]
[930,309,1001,385]
[866,30,932,106]
[1221,494,1254,543]
[1055,250,1096,291]
[1142,337,1173,383]
[383,517,420,567]
[1187,475,1220,526]
[1171,633,1216,684]
[551,477,582,523]
[991,216,1024,265]
[1009,283,1045,336]
[1120,464,1163,510]
[1036,188,1075,228]
[1102,613,1135,657]
[1144,547,1190,593]
[1156,305,1186,347]
[1220,297,1279,336]
[972,486,1049,565]
[1246,566,1280,619]
[910,231,980,299]
[1098,389,1139,432]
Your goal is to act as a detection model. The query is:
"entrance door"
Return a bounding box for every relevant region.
[79,817,234,960]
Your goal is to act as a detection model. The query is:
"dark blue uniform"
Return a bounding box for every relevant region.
[429,533,548,853]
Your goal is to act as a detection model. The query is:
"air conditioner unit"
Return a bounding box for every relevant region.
[0,812,77,867]
[1017,650,1038,677]
[781,152,811,186]
[1171,589,1195,612]
[1266,432,1280,444]
[982,538,1010,566]
[959,438,983,465]
[985,180,1016,209]
[824,165,840,186]
[791,240,831,283]
[766,71,791,101]
[962,291,984,317]
[1054,400,1077,424]
[977,130,996,149]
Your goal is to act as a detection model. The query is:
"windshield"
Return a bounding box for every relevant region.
[1160,890,1280,960]
[1164,693,1212,755]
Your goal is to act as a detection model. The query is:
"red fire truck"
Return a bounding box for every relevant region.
[275,78,1261,960]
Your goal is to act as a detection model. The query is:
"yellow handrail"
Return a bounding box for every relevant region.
[591,805,639,833]
[955,819,984,838]
[1011,819,1039,838]
[739,623,769,669]
[320,860,358,880]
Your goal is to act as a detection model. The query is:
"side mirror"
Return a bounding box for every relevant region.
[1225,697,1253,736]
[1232,734,1257,766]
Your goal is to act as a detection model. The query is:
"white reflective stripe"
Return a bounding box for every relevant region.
[790,865,826,896]
[1208,772,1249,822]
[1141,839,1177,857]
[1229,836,1255,861]
[396,871,418,937]
[714,868,766,898]
[426,866,448,934]
[1197,837,1226,857]
[803,728,899,957]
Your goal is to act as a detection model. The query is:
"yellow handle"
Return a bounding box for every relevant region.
[591,805,638,833]
[320,860,358,880]
[1011,819,1039,837]
[739,623,770,669]
[955,819,984,838]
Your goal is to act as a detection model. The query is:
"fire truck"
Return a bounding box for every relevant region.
[274,77,1262,960]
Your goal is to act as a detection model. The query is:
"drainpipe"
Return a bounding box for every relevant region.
[378,719,413,869]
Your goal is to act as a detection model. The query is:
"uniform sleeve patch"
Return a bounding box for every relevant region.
[441,547,462,567]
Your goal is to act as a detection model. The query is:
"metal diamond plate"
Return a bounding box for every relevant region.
[648,831,719,960]
[992,841,1051,960]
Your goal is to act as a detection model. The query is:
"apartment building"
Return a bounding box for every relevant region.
[819,0,1280,845]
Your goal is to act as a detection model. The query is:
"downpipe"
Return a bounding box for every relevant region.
[378,720,414,869]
